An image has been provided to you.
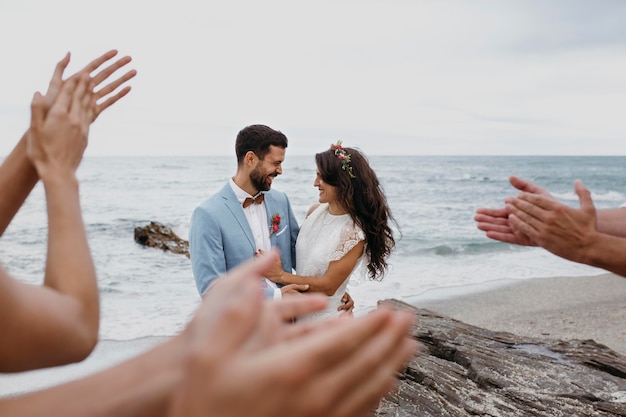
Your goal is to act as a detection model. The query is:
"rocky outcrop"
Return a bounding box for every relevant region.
[377,299,626,416]
[133,221,189,258]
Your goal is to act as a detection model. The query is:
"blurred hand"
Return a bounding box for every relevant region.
[168,250,418,417]
[507,179,598,263]
[474,176,555,246]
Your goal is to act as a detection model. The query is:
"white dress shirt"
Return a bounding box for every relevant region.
[229,178,282,299]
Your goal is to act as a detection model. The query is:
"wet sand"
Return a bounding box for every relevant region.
[415,273,626,355]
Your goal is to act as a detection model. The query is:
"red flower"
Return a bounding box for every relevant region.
[270,214,281,235]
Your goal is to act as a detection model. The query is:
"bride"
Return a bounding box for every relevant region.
[264,141,397,321]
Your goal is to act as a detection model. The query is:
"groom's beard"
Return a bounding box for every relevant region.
[249,167,274,192]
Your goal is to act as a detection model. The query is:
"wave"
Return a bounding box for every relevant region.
[425,174,505,183]
[151,164,190,170]
[396,240,519,258]
[552,190,625,203]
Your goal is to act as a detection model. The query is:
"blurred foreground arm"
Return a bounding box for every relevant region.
[0,51,136,371]
[0,251,418,417]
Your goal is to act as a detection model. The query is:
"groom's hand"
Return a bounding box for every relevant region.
[280,283,309,296]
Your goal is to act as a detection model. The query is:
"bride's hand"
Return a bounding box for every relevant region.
[256,249,284,282]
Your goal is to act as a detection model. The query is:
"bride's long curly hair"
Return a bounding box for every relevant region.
[315,145,398,280]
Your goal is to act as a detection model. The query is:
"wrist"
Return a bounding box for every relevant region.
[275,271,287,285]
[37,166,79,190]
[582,232,612,268]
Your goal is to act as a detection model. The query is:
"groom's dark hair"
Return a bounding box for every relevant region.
[235,124,288,164]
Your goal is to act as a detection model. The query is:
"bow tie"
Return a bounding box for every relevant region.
[243,194,265,208]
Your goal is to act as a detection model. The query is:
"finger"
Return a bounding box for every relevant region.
[204,284,265,363]
[193,273,264,356]
[52,76,79,113]
[95,69,136,99]
[474,213,510,226]
[508,213,539,241]
[574,179,595,214]
[280,317,343,341]
[82,79,96,124]
[512,193,557,216]
[510,175,541,193]
[91,55,132,87]
[270,294,328,321]
[237,297,325,352]
[78,49,119,77]
[70,73,90,118]
[44,52,71,107]
[93,86,132,122]
[331,334,417,417]
[476,221,512,234]
[285,306,397,375]
[253,312,397,414]
[319,309,418,416]
[30,92,46,132]
[485,230,525,244]
[475,207,509,218]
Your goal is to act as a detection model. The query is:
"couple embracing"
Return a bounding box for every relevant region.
[189,124,396,321]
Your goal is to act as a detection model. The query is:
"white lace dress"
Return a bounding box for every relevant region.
[295,203,365,321]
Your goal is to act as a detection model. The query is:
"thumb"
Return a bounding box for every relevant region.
[30,91,46,130]
[509,175,532,192]
[574,179,595,214]
[510,175,545,194]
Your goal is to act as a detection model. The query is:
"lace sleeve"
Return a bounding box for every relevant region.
[329,223,365,262]
[329,223,368,286]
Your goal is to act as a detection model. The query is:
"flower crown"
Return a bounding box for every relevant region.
[330,140,356,178]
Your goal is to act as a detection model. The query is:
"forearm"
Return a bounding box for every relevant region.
[0,337,184,417]
[0,133,38,236]
[41,170,99,340]
[596,208,626,237]
[580,233,626,278]
[274,271,340,296]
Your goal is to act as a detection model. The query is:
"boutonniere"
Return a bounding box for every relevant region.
[270,213,281,236]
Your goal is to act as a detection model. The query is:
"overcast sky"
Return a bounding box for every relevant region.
[1,1,626,156]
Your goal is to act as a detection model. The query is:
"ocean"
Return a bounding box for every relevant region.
[1,155,624,341]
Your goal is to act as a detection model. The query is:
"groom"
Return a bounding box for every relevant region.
[189,125,354,310]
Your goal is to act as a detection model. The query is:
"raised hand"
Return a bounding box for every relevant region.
[507,180,599,263]
[43,50,136,122]
[475,176,555,246]
[27,74,93,177]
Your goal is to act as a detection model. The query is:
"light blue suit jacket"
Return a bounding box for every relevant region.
[189,183,299,296]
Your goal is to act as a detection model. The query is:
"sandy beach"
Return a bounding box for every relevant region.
[1,273,624,398]
[416,273,626,356]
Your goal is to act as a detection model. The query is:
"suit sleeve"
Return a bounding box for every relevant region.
[286,196,300,272]
[189,205,227,295]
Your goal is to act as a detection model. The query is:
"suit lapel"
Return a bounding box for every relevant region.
[220,184,256,251]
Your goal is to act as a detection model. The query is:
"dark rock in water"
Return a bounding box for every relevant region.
[134,221,189,258]
[376,300,626,417]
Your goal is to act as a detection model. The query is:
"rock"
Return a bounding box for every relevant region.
[134,221,189,258]
[376,299,626,416]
